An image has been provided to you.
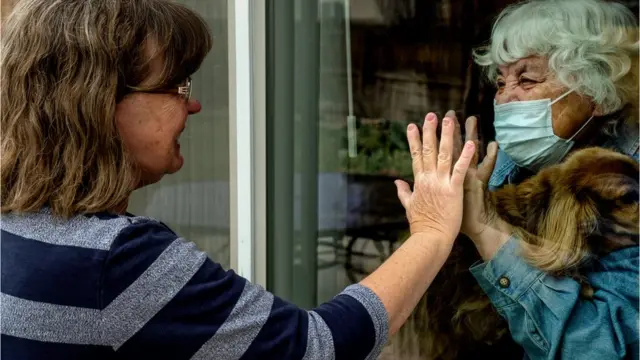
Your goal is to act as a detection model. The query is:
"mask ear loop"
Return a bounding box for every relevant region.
[568,115,594,141]
[550,89,575,106]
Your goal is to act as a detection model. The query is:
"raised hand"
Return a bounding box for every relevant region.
[395,112,476,240]
[444,110,513,260]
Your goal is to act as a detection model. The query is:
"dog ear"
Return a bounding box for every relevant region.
[568,149,639,195]
[582,174,638,201]
[520,191,598,273]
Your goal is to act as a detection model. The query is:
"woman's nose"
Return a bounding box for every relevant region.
[187,99,202,115]
[495,84,521,105]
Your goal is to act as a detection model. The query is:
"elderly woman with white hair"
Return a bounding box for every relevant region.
[444,0,638,358]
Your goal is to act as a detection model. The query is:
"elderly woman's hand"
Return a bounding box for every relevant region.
[447,110,514,260]
[395,112,476,241]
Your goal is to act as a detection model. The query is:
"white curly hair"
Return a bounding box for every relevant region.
[474,0,638,117]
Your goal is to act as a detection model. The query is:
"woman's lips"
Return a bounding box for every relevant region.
[176,127,186,146]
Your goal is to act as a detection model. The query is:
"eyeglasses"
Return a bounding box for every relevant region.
[130,77,192,102]
[177,77,192,101]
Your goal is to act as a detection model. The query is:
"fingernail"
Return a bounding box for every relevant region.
[443,117,451,126]
[465,141,475,150]
[426,113,436,122]
[408,124,416,131]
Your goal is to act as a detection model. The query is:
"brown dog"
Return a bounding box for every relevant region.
[391,147,639,359]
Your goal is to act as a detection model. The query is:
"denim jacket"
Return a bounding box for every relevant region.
[470,122,640,360]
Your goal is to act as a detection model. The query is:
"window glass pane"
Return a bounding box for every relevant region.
[267,0,639,357]
[128,0,231,269]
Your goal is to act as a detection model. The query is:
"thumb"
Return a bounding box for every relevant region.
[395,180,412,209]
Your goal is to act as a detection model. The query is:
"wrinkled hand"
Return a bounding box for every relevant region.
[395,112,476,241]
[443,110,506,241]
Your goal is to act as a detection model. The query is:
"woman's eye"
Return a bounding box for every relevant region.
[520,77,537,85]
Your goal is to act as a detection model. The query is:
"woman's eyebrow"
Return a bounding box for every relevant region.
[523,62,544,73]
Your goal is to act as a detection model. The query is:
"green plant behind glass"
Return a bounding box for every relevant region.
[336,119,413,179]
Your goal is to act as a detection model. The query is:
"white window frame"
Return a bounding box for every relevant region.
[228,0,267,286]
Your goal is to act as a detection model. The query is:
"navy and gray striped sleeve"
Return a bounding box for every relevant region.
[102,220,389,359]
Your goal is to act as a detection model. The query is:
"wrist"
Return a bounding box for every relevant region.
[410,221,458,244]
[411,228,457,246]
[469,219,512,261]
[407,231,455,255]
[468,217,511,241]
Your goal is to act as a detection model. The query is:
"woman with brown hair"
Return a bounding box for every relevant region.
[0,0,476,359]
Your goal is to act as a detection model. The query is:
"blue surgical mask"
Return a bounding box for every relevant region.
[493,90,593,172]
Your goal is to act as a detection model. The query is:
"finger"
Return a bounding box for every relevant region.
[447,110,462,166]
[395,180,412,209]
[437,116,454,179]
[478,141,499,183]
[407,123,423,175]
[445,109,457,119]
[451,141,476,187]
[465,116,479,168]
[422,113,438,173]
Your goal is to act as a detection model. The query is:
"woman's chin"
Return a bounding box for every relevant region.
[168,153,185,174]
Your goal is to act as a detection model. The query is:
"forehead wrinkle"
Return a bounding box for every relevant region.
[523,60,547,74]
[498,58,547,77]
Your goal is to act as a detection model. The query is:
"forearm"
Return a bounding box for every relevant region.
[359,231,454,336]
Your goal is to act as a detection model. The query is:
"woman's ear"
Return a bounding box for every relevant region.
[592,104,606,117]
[589,96,608,117]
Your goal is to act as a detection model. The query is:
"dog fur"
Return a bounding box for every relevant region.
[390,146,639,359]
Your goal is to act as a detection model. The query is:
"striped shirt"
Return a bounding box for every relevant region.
[1,209,388,359]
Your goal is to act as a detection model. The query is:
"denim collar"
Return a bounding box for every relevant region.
[601,120,640,159]
[488,120,639,190]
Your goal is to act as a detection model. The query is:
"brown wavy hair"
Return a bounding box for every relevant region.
[1,0,212,217]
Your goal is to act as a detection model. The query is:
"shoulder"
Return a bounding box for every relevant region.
[99,213,212,309]
[0,208,143,251]
[106,213,181,256]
